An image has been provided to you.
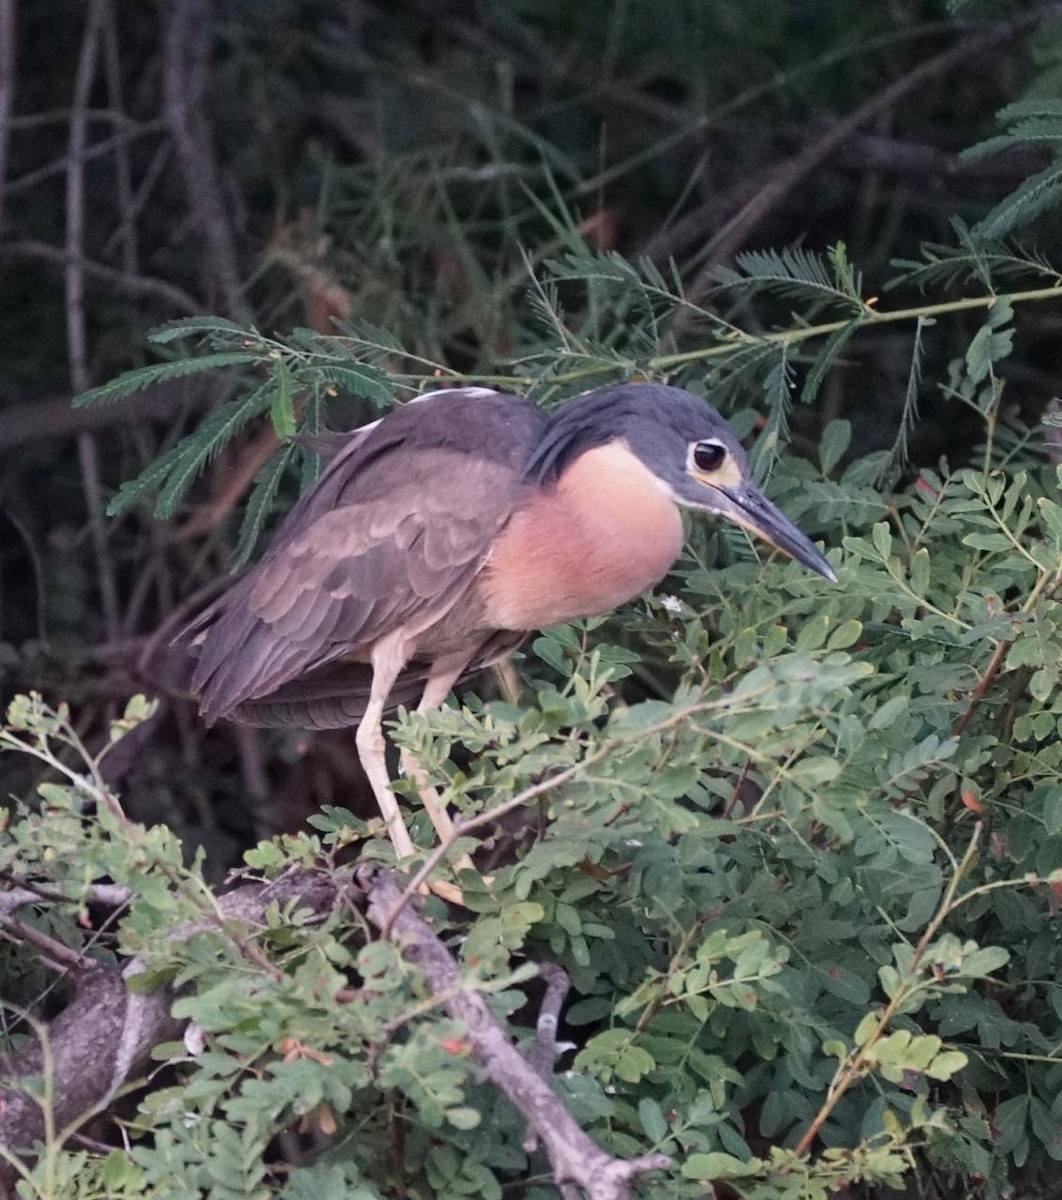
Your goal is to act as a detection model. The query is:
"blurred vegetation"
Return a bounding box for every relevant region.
[2,1,1062,1198]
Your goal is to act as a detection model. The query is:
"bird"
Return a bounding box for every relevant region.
[175,382,835,880]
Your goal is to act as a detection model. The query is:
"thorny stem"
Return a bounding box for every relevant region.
[792,822,984,1157]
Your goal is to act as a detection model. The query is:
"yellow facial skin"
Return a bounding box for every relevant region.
[685,440,745,492]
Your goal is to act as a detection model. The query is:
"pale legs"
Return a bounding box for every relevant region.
[354,634,476,899]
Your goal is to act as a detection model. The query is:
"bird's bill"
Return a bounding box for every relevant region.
[681,481,837,581]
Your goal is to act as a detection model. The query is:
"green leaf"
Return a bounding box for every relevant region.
[74,353,257,406]
[445,1106,481,1130]
[826,619,862,651]
[270,359,298,438]
[965,318,1014,384]
[638,1096,668,1143]
[1044,792,1062,836]
[871,522,893,560]
[230,443,296,569]
[819,418,852,475]
[925,1049,968,1080]
[682,1153,762,1180]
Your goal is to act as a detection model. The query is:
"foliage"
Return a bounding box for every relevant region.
[4,284,1062,1194]
[6,3,1062,1199]
[964,99,1062,242]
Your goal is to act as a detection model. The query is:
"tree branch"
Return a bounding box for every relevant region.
[162,0,250,321]
[0,871,340,1181]
[364,870,670,1200]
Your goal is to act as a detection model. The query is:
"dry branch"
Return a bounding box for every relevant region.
[364,870,670,1200]
[0,871,340,1184]
[0,868,653,1200]
[0,381,212,452]
[162,0,250,322]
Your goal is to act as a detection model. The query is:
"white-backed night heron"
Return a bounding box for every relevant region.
[176,383,835,884]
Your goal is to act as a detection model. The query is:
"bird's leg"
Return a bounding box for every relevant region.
[493,655,520,705]
[399,653,476,869]
[356,630,418,861]
[357,631,463,904]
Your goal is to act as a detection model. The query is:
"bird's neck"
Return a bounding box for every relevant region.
[482,441,685,631]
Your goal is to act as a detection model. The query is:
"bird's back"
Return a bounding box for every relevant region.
[173,389,546,727]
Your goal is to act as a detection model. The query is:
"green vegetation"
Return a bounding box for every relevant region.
[2,3,1062,1198]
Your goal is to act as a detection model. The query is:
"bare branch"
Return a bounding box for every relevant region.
[364,870,670,1200]
[66,0,122,642]
[0,380,211,453]
[1,240,200,312]
[162,0,250,321]
[0,871,341,1181]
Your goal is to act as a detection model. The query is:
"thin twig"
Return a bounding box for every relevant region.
[5,117,167,197]
[792,823,983,1156]
[0,913,99,975]
[66,0,121,642]
[522,961,571,1153]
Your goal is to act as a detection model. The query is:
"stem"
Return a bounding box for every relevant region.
[649,285,1062,372]
[793,822,983,1157]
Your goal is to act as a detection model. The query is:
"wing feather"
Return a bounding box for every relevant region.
[177,390,544,723]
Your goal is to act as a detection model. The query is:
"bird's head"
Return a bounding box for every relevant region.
[531,383,836,582]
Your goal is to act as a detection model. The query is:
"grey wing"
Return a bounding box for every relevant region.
[183,450,528,723]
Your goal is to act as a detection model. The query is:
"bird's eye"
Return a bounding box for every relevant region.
[693,440,726,473]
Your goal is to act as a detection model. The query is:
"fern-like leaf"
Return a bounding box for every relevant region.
[153,386,276,520]
[105,440,189,517]
[750,347,794,481]
[231,444,297,569]
[74,353,257,407]
[299,386,326,492]
[879,316,926,483]
[147,316,250,345]
[801,318,864,406]
[973,161,1062,242]
[313,363,393,406]
[962,100,1062,242]
[712,245,865,312]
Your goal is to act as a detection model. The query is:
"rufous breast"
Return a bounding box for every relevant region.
[481,440,684,631]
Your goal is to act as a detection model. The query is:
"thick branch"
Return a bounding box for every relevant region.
[364,870,670,1200]
[0,870,342,1180]
[0,381,212,453]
